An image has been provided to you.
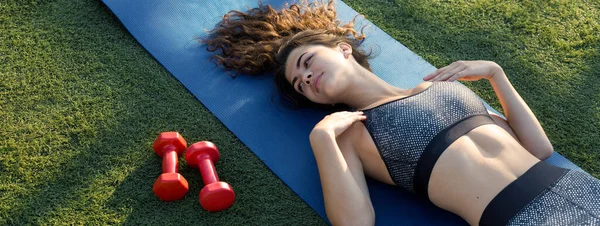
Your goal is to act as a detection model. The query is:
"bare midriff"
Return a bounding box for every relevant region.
[354,123,540,226]
[428,124,539,225]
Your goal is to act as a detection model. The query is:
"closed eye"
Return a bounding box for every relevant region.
[304,54,314,68]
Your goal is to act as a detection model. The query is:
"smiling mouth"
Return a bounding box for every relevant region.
[315,72,323,93]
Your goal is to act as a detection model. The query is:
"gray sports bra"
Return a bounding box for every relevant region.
[363,82,495,199]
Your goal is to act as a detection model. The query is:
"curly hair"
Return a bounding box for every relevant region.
[201,0,373,110]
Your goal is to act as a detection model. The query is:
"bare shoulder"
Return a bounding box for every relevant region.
[337,121,377,157]
[403,81,434,96]
[336,121,366,152]
[415,81,434,90]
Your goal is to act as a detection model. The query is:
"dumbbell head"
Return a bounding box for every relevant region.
[153,132,187,157]
[200,182,236,212]
[185,141,220,168]
[153,173,189,201]
[152,132,189,201]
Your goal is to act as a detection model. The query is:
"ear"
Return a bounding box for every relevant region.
[338,42,352,59]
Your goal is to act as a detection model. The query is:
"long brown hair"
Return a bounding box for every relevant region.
[201,0,373,110]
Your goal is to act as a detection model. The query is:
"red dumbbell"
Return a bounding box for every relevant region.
[152,132,189,201]
[186,141,235,211]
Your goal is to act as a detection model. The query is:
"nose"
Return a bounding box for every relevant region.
[302,70,313,85]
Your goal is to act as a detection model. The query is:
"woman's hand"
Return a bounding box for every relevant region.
[423,60,504,82]
[310,111,366,139]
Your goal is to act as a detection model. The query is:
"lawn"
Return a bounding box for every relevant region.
[1,0,598,225]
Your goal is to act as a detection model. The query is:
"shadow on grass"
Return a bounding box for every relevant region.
[8,0,325,225]
[3,0,221,224]
[7,0,597,224]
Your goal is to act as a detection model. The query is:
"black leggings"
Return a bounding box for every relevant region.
[480,161,600,226]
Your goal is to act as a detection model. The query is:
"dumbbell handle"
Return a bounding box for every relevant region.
[194,154,219,184]
[162,145,178,173]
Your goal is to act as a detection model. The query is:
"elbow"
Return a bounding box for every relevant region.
[532,142,554,160]
[535,149,554,161]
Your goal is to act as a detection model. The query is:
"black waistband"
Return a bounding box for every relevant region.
[479,161,568,226]
[413,114,495,198]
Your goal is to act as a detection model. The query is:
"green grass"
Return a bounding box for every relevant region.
[1,0,598,224]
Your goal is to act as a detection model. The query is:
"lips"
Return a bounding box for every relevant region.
[314,72,323,93]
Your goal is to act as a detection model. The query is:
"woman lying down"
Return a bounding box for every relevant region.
[201,1,600,225]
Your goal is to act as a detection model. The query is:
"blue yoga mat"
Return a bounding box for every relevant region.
[102,0,585,224]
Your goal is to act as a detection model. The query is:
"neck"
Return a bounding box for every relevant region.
[338,68,408,110]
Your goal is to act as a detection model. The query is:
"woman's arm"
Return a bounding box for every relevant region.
[424,61,554,160]
[487,68,554,159]
[309,112,375,226]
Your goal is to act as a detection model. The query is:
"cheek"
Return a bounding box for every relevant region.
[318,75,339,97]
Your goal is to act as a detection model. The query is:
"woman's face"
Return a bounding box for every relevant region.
[284,44,353,104]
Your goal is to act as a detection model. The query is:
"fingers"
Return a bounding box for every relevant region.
[424,61,467,82]
[355,111,367,121]
[329,111,367,122]
[343,111,366,120]
[423,65,450,81]
[318,111,366,137]
[431,65,465,82]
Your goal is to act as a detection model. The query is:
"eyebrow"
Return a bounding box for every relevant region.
[296,52,307,69]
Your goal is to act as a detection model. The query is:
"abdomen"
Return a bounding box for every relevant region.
[428,124,540,225]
